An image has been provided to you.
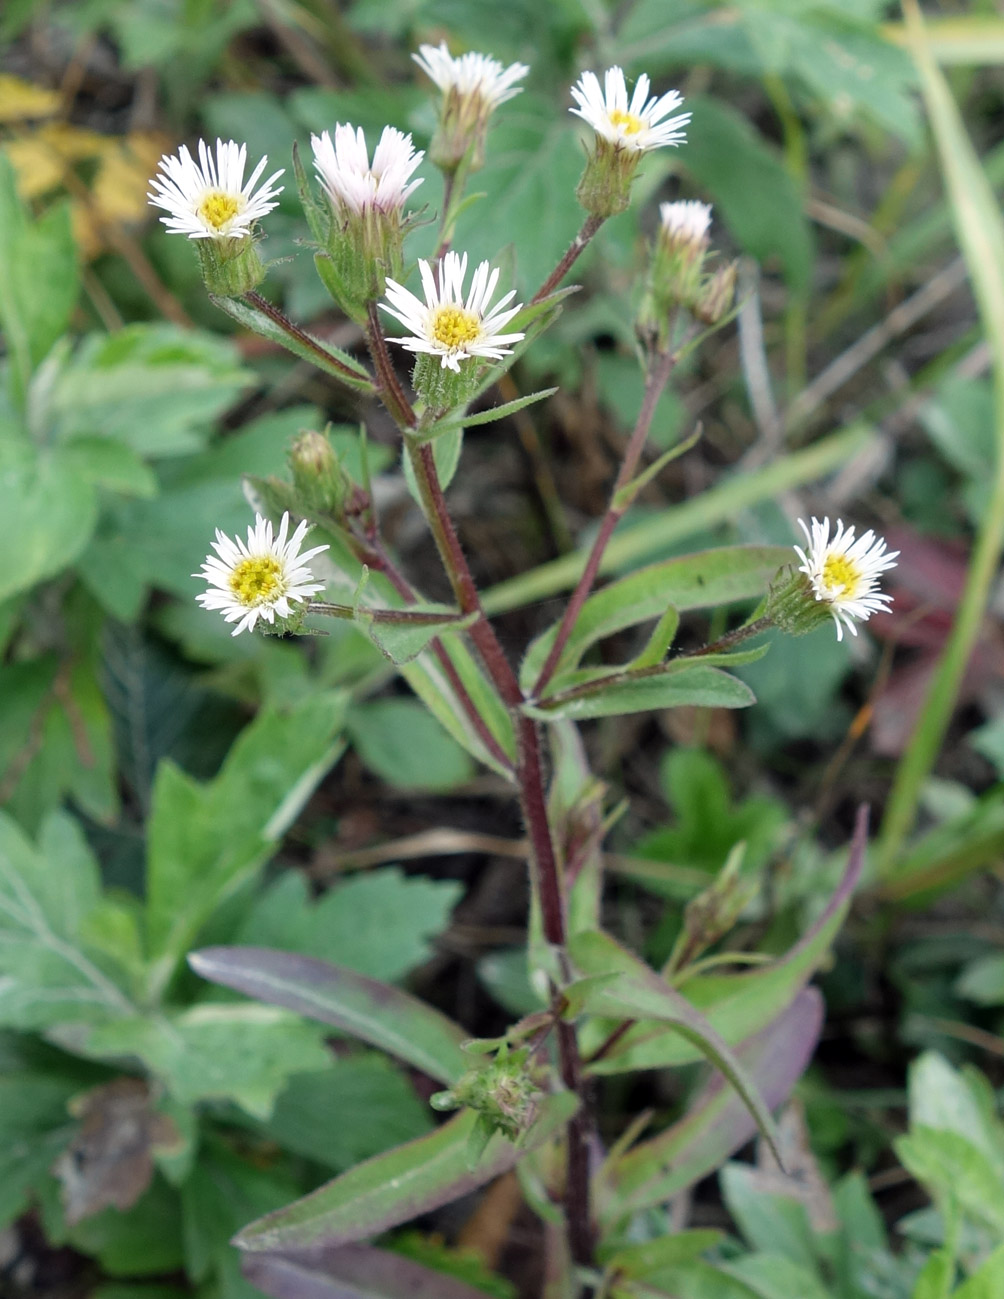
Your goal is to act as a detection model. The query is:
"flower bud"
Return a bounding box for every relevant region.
[695,260,738,326]
[429,1045,541,1144]
[288,430,351,516]
[413,44,528,174]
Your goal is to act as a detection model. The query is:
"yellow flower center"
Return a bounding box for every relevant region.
[821,553,861,599]
[199,190,241,230]
[430,305,482,350]
[229,556,284,607]
[609,108,645,135]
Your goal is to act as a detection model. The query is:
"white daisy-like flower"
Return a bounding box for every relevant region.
[794,517,898,641]
[659,199,712,247]
[148,138,284,240]
[194,513,328,636]
[381,250,524,372]
[570,67,690,152]
[413,43,529,112]
[311,124,424,216]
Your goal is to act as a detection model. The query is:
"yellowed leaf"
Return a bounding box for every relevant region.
[92,131,170,226]
[0,74,61,123]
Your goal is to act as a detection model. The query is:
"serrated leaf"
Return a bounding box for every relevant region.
[235,867,463,983]
[233,1093,577,1252]
[78,1005,333,1119]
[0,810,133,1031]
[189,946,469,1085]
[144,694,347,997]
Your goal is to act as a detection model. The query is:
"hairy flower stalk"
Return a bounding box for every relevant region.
[414,42,528,172]
[148,138,283,294]
[194,512,328,636]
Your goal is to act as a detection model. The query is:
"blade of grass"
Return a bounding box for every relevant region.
[878,0,1004,877]
[481,423,870,615]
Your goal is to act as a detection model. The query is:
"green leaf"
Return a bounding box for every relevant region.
[236,868,463,983]
[189,947,470,1085]
[907,1051,1004,1183]
[0,810,133,1030]
[586,808,866,1073]
[0,152,78,405]
[599,1231,724,1279]
[351,594,476,666]
[347,698,476,790]
[600,989,823,1219]
[526,663,756,721]
[720,1163,820,1271]
[59,437,158,498]
[0,441,98,603]
[683,97,813,291]
[567,931,780,1162]
[209,294,375,393]
[0,1072,78,1229]
[520,546,791,690]
[401,637,517,777]
[257,1056,434,1172]
[232,1093,577,1252]
[956,954,1004,1006]
[144,694,347,997]
[78,1005,333,1119]
[426,387,559,438]
[896,1127,1004,1235]
[954,1244,1004,1299]
[48,324,252,458]
[53,1175,185,1277]
[722,1253,831,1299]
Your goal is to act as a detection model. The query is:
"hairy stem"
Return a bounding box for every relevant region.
[532,213,605,304]
[532,347,679,697]
[364,300,417,429]
[404,435,593,1265]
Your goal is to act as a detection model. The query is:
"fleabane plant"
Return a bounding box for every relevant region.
[157,45,896,1293]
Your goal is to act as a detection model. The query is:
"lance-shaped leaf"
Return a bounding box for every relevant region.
[421,386,559,441]
[566,933,781,1162]
[347,576,476,665]
[520,545,790,691]
[401,637,517,778]
[243,1242,508,1299]
[210,295,375,394]
[597,988,824,1223]
[585,808,867,1073]
[189,947,469,1086]
[525,663,756,721]
[232,1092,577,1252]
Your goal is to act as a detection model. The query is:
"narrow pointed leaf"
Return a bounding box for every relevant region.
[243,1242,504,1299]
[233,1092,577,1251]
[210,295,374,393]
[586,808,867,1073]
[520,546,789,690]
[567,933,781,1162]
[189,947,469,1085]
[525,664,756,721]
[598,988,824,1221]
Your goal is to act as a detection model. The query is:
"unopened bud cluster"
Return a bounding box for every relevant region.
[639,201,737,346]
[431,1045,541,1145]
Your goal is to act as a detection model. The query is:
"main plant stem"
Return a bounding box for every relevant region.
[406,437,593,1266]
[532,346,679,697]
[362,316,594,1265]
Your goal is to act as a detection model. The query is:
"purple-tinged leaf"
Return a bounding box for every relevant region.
[587,807,867,1073]
[188,947,468,1085]
[597,987,824,1222]
[567,933,781,1163]
[242,1242,500,1299]
[233,1093,577,1253]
